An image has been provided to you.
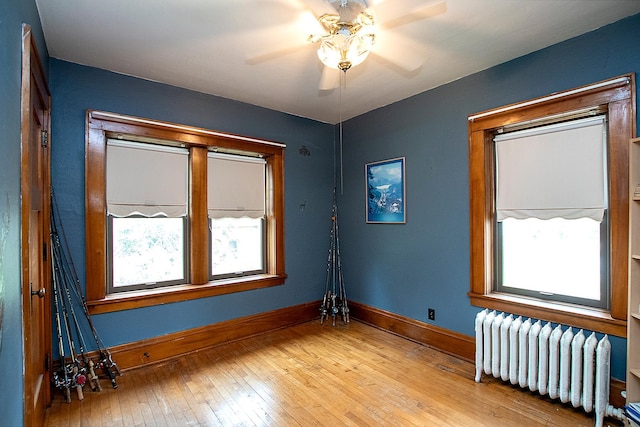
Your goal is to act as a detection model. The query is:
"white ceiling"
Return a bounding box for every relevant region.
[36,0,640,124]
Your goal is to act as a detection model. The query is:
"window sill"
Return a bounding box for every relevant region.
[87,274,287,314]
[468,291,626,337]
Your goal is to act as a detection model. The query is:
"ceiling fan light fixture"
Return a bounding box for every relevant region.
[356,11,374,27]
[312,1,376,72]
[316,23,373,71]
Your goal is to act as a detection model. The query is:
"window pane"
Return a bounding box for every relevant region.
[211,217,263,276]
[112,217,185,288]
[500,217,601,301]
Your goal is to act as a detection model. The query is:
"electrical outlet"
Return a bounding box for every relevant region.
[428,308,435,320]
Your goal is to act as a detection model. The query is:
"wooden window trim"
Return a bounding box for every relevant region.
[85,111,286,314]
[468,75,636,337]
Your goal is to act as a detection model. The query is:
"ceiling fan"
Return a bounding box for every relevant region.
[247,0,446,90]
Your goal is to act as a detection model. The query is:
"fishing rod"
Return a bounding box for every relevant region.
[320,191,338,325]
[51,231,87,401]
[333,200,349,323]
[52,231,101,392]
[58,247,121,389]
[319,188,348,326]
[50,190,120,389]
[51,243,72,403]
[319,222,334,325]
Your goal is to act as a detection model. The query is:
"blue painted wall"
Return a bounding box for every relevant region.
[0,0,48,424]
[339,13,640,381]
[49,60,336,346]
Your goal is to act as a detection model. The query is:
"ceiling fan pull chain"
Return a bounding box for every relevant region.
[339,70,345,194]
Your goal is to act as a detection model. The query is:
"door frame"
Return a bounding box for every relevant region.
[21,23,52,426]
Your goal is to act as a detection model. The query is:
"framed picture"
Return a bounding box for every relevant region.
[365,157,406,224]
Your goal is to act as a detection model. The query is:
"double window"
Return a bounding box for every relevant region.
[86,111,286,314]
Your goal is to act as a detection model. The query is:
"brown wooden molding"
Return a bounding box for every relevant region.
[468,74,636,326]
[349,301,475,362]
[71,299,627,410]
[189,146,209,285]
[103,301,319,371]
[85,110,287,311]
[87,274,287,314]
[469,292,626,337]
[21,23,52,427]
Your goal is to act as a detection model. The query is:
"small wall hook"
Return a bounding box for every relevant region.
[299,146,311,157]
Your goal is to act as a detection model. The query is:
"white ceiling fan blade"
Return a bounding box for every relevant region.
[246,37,310,64]
[370,31,424,71]
[319,66,341,91]
[246,12,323,64]
[374,0,446,28]
[303,0,338,18]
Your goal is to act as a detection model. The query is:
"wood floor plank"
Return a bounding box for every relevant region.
[211,356,278,426]
[45,320,621,426]
[236,344,313,426]
[249,343,347,425]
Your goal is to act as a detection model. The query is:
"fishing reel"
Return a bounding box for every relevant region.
[53,363,86,402]
[96,353,121,389]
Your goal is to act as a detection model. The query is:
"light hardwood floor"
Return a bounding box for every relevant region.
[44,320,621,426]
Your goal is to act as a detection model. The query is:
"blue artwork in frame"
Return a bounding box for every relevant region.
[365,157,406,224]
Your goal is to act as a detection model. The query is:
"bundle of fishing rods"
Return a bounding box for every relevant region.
[319,189,349,326]
[50,191,121,403]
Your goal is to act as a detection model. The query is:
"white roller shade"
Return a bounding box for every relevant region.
[107,140,189,217]
[495,115,606,221]
[208,152,265,219]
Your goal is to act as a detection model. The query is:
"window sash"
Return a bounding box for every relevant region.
[495,215,609,309]
[209,217,267,280]
[107,215,188,293]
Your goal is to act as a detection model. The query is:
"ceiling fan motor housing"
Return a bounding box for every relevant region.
[327,0,369,23]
